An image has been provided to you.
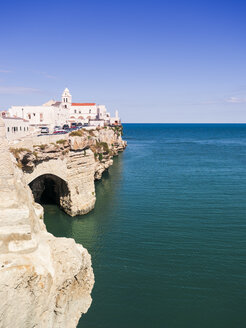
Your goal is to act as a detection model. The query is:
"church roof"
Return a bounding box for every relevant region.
[52,101,61,107]
[72,103,96,106]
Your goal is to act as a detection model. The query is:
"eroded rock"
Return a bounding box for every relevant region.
[0,118,94,328]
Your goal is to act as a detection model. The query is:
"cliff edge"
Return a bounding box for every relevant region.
[0,117,94,328]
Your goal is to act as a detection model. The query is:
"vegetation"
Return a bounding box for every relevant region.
[9,147,32,169]
[16,161,23,169]
[62,149,69,155]
[111,125,123,136]
[33,151,38,159]
[69,129,85,137]
[56,139,67,145]
[9,147,31,158]
[39,144,47,150]
[97,141,109,153]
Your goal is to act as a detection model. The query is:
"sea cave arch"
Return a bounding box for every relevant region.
[29,174,70,209]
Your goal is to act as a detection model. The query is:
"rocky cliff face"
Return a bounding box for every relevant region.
[0,118,94,328]
[9,126,127,216]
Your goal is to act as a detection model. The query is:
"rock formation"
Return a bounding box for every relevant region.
[0,118,94,328]
[9,126,127,216]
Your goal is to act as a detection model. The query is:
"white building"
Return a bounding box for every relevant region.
[2,117,31,141]
[7,88,121,130]
[8,100,68,131]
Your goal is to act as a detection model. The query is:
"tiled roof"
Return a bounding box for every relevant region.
[72,103,96,106]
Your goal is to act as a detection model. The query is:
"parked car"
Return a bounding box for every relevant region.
[40,127,49,134]
[53,129,68,135]
[62,124,69,130]
[77,122,83,128]
[70,123,77,129]
[53,125,61,132]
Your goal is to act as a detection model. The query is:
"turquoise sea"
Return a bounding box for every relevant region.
[44,124,246,328]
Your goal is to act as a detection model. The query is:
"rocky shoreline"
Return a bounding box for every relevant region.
[0,121,126,328]
[9,126,127,216]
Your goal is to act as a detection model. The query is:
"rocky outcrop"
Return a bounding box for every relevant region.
[9,126,127,216]
[0,118,94,328]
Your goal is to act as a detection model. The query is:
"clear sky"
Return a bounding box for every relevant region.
[1,0,246,123]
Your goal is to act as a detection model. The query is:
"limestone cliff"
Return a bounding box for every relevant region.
[0,118,94,328]
[9,126,127,216]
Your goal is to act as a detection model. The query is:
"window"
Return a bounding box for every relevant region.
[20,127,22,131]
[7,127,9,132]
[24,127,26,131]
[28,114,31,119]
[89,109,91,114]
[27,127,28,131]
[79,111,81,114]
[40,113,43,122]
[65,105,67,109]
[33,113,35,116]
[74,110,77,113]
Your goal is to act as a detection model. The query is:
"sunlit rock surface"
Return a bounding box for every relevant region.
[0,118,94,328]
[9,126,127,216]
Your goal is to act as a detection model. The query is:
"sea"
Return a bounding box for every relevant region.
[43,124,246,328]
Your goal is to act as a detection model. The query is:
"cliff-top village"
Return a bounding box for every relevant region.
[1,88,121,141]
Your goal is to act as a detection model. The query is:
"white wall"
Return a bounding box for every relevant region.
[69,105,97,121]
[8,105,69,128]
[89,120,105,127]
[3,118,31,141]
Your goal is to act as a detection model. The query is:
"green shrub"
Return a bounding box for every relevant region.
[39,144,47,150]
[101,142,109,153]
[56,139,67,145]
[9,147,31,158]
[111,125,123,136]
[95,141,109,153]
[69,129,85,137]
[98,153,103,161]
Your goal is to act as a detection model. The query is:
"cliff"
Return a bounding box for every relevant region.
[9,126,127,216]
[0,118,94,328]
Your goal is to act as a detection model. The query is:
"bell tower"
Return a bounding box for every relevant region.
[61,88,72,109]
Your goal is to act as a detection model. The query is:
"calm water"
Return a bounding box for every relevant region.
[44,124,246,328]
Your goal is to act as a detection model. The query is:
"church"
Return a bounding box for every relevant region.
[8,88,120,129]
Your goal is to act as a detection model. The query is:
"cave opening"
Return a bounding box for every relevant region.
[29,174,69,207]
[40,177,57,204]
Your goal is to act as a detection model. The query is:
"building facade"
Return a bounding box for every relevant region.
[7,88,121,131]
[2,117,31,141]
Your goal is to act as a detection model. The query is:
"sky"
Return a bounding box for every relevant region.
[0,0,246,123]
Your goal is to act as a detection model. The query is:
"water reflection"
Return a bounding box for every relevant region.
[44,153,124,256]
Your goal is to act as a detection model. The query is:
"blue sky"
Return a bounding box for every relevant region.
[0,0,246,122]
